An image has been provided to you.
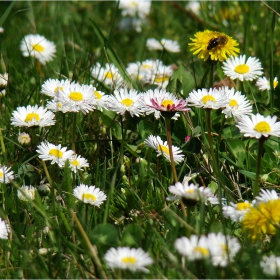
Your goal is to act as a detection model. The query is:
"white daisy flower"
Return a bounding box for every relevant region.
[0,218,10,239]
[174,235,210,261]
[106,88,145,117]
[221,87,252,121]
[222,54,263,82]
[36,142,74,167]
[41,78,72,98]
[20,34,56,64]
[207,232,241,267]
[73,184,107,206]
[236,113,280,139]
[146,38,163,51]
[11,105,56,127]
[152,65,174,89]
[69,154,89,173]
[91,63,124,89]
[46,99,71,113]
[146,38,180,53]
[255,76,278,91]
[93,89,110,111]
[254,189,279,203]
[18,132,31,145]
[0,73,8,96]
[0,166,14,184]
[119,0,151,19]
[17,185,36,201]
[260,255,280,277]
[187,87,228,109]
[144,135,184,164]
[55,83,96,114]
[222,201,252,222]
[104,247,153,272]
[185,1,200,15]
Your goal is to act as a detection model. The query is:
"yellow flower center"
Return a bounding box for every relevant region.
[194,246,209,256]
[105,71,114,79]
[122,257,136,264]
[0,172,3,178]
[236,202,251,211]
[82,193,96,201]
[49,149,63,158]
[254,121,271,133]
[186,189,195,194]
[32,44,45,52]
[54,86,63,93]
[130,1,138,6]
[57,102,62,108]
[25,113,40,123]
[94,91,102,99]
[229,99,238,107]
[70,159,79,166]
[69,91,83,101]
[155,76,169,83]
[157,145,169,155]
[234,64,250,74]
[273,80,278,88]
[141,64,151,69]
[161,99,174,108]
[121,98,134,107]
[201,95,216,104]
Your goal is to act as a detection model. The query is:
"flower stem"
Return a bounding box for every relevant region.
[217,114,226,149]
[72,113,77,152]
[253,136,265,197]
[165,117,178,183]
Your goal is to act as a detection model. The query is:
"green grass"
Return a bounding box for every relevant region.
[1,1,280,278]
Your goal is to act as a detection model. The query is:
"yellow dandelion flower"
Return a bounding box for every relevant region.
[242,199,280,240]
[189,30,239,61]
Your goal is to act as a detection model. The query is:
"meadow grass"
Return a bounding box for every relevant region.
[1,1,280,278]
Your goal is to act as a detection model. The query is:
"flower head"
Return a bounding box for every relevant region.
[41,78,72,98]
[222,54,263,81]
[189,30,239,61]
[11,105,56,127]
[0,73,8,96]
[73,184,107,206]
[255,76,278,91]
[118,0,151,19]
[254,189,279,203]
[104,247,153,272]
[93,89,110,111]
[36,142,74,167]
[144,135,184,164]
[0,166,14,184]
[236,113,280,139]
[69,154,89,173]
[18,132,31,145]
[17,185,36,201]
[260,255,280,277]
[20,34,56,64]
[0,218,10,239]
[146,38,180,53]
[223,201,252,222]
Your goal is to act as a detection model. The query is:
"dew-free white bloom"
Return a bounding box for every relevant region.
[11,105,56,127]
[36,142,74,167]
[69,154,89,173]
[254,189,279,203]
[222,54,263,81]
[73,184,107,206]
[174,235,210,260]
[0,218,10,239]
[187,87,228,109]
[106,88,145,117]
[93,89,110,111]
[46,100,71,113]
[152,64,173,89]
[146,38,180,53]
[255,76,278,91]
[222,201,252,222]
[41,78,72,98]
[185,1,200,15]
[0,72,8,96]
[119,0,151,19]
[236,113,280,139]
[18,132,31,145]
[20,34,56,64]
[17,185,36,201]
[104,247,153,272]
[260,255,280,277]
[145,135,184,164]
[0,166,14,183]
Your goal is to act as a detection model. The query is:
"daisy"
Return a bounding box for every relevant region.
[222,54,263,81]
[106,88,145,117]
[151,65,174,89]
[18,132,31,145]
[0,218,10,239]
[11,105,56,127]
[104,247,153,272]
[255,76,278,91]
[146,38,180,53]
[189,30,239,61]
[93,89,110,111]
[222,201,252,222]
[207,232,241,267]
[36,141,74,167]
[221,87,252,120]
[185,1,200,15]
[20,34,56,64]
[174,235,210,261]
[0,166,14,184]
[118,0,151,19]
[73,184,107,207]
[254,189,279,203]
[236,113,280,139]
[69,154,89,173]
[187,87,228,109]
[146,38,163,51]
[0,73,8,96]
[41,78,72,98]
[46,99,70,113]
[260,255,280,277]
[55,83,96,114]
[38,182,50,196]
[17,185,36,201]
[144,135,184,164]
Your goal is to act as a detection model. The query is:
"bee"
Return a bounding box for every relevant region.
[207,36,228,50]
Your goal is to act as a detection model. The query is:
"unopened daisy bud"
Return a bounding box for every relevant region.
[136,157,148,166]
[185,135,191,142]
[260,174,269,182]
[120,164,126,174]
[0,73,8,97]
[122,175,129,187]
[38,183,50,196]
[18,132,31,145]
[124,156,130,168]
[101,126,107,135]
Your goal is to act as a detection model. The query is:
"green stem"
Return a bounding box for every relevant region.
[217,114,226,149]
[208,64,214,88]
[62,113,66,145]
[0,128,7,165]
[72,113,77,152]
[270,3,276,112]
[253,137,265,197]
[165,117,178,183]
